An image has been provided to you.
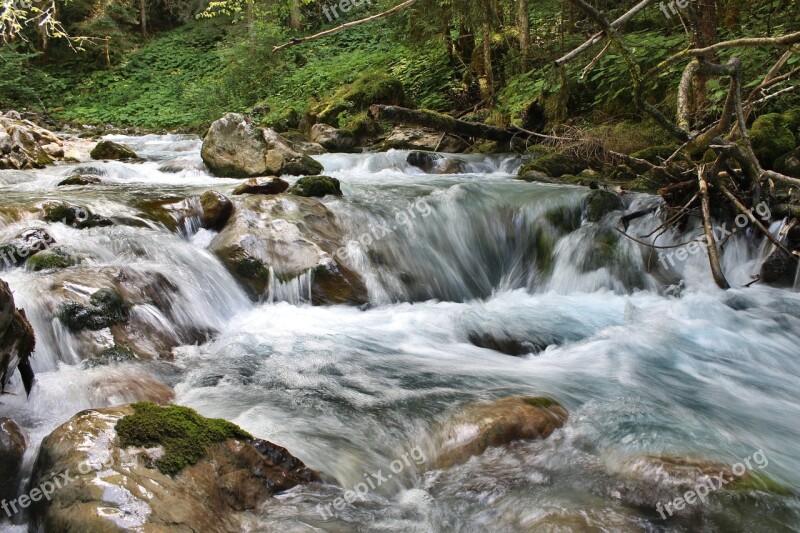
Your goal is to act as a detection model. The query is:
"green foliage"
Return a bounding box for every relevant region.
[289,176,343,198]
[115,402,252,476]
[0,46,63,110]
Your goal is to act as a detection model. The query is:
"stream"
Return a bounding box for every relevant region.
[1,134,799,531]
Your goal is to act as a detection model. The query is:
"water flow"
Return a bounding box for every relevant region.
[0,137,798,531]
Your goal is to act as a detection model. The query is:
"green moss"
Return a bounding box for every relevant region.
[731,472,793,496]
[58,289,129,332]
[631,145,679,165]
[314,71,406,126]
[27,250,76,271]
[289,176,343,198]
[44,203,113,229]
[234,255,271,281]
[116,402,251,476]
[525,152,586,178]
[750,113,796,168]
[582,190,623,223]
[341,111,383,141]
[522,397,558,409]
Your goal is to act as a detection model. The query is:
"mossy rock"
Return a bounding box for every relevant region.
[269,107,301,132]
[58,288,129,332]
[631,145,679,166]
[115,402,252,476]
[43,202,113,229]
[774,147,800,179]
[233,255,271,286]
[289,176,343,198]
[84,345,136,368]
[341,111,383,142]
[314,71,407,126]
[524,151,587,178]
[90,140,139,161]
[750,113,796,169]
[57,175,102,187]
[582,190,623,222]
[27,249,77,271]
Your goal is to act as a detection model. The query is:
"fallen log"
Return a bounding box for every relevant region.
[369,105,542,143]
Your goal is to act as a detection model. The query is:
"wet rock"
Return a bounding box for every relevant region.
[199,191,234,230]
[582,189,624,223]
[0,228,55,268]
[436,396,568,468]
[0,418,26,502]
[309,123,355,152]
[522,151,587,178]
[0,114,63,169]
[407,151,442,172]
[232,177,290,196]
[29,404,319,532]
[288,176,343,198]
[0,279,35,394]
[58,288,130,332]
[43,202,113,229]
[57,175,102,186]
[379,126,468,153]
[27,248,78,271]
[760,249,796,286]
[158,159,206,173]
[90,140,139,161]
[201,113,322,178]
[210,195,366,304]
[468,332,543,356]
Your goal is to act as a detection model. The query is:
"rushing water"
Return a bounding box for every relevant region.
[1,134,799,532]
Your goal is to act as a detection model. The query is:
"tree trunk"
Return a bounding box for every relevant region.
[481,5,494,98]
[140,0,147,38]
[289,0,301,30]
[518,0,531,69]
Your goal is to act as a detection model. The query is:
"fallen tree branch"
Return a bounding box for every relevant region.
[698,168,730,289]
[273,0,419,52]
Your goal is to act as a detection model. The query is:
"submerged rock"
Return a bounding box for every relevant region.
[288,176,343,198]
[436,396,568,468]
[468,332,544,356]
[90,140,139,161]
[43,202,113,229]
[57,175,102,187]
[232,177,290,196]
[27,248,79,271]
[210,195,366,304]
[582,189,624,222]
[0,418,26,503]
[29,403,319,532]
[0,228,55,269]
[407,151,467,174]
[201,113,323,178]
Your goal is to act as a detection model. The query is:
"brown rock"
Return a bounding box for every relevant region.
[232,177,290,196]
[199,191,234,230]
[0,418,26,502]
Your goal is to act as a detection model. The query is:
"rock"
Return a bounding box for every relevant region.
[0,418,26,502]
[436,396,568,468]
[774,146,800,178]
[0,114,64,170]
[262,128,324,176]
[407,151,442,172]
[582,189,624,222]
[522,151,587,178]
[468,332,544,356]
[0,279,35,394]
[90,140,139,161]
[288,176,343,198]
[380,126,468,153]
[158,159,206,173]
[0,228,56,268]
[750,113,796,169]
[281,130,327,155]
[309,123,356,152]
[313,72,407,126]
[201,113,323,178]
[209,195,366,304]
[760,249,796,286]
[232,177,290,196]
[199,191,234,230]
[27,248,78,271]
[29,404,318,532]
[58,288,130,332]
[43,202,113,229]
[57,175,102,186]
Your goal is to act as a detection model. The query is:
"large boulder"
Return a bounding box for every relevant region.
[0,112,63,170]
[309,124,356,153]
[760,249,796,286]
[29,403,318,532]
[209,195,366,304]
[201,113,323,178]
[435,396,568,468]
[0,279,35,394]
[750,113,796,169]
[774,146,800,179]
[0,418,26,503]
[199,191,234,230]
[90,140,139,161]
[379,126,468,153]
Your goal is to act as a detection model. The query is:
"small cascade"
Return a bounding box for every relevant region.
[266,267,314,305]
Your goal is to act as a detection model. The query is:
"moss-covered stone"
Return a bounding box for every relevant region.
[43,202,113,229]
[27,250,77,271]
[774,146,800,179]
[582,189,623,222]
[84,345,136,368]
[57,175,102,187]
[750,113,796,169]
[233,255,271,286]
[115,402,252,476]
[289,176,343,198]
[90,140,139,161]
[58,289,129,332]
[314,71,406,126]
[630,145,680,165]
[524,151,587,178]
